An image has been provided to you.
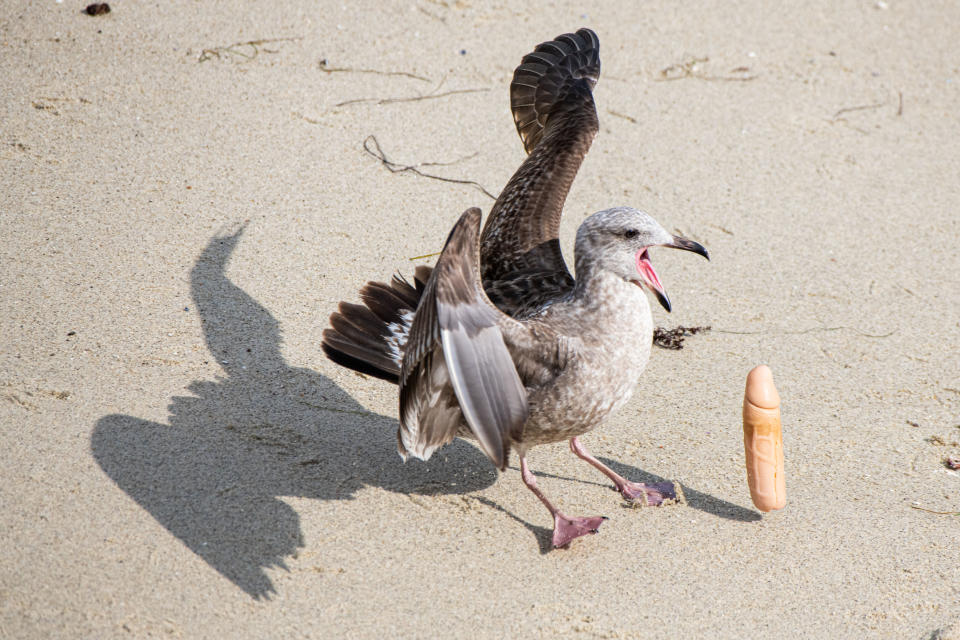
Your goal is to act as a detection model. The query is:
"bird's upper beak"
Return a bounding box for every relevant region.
[668,235,710,261]
[635,236,709,312]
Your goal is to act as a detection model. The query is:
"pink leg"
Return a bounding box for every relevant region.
[520,455,607,548]
[569,437,677,506]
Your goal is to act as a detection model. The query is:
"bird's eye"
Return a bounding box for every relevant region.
[624,228,639,239]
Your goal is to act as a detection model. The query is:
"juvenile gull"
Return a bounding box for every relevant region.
[322,28,709,547]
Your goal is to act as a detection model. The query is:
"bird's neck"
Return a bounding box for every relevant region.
[571,264,648,317]
[558,266,653,354]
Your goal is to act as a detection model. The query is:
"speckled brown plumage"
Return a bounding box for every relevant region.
[321,28,709,547]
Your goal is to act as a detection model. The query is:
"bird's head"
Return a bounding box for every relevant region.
[574,206,709,311]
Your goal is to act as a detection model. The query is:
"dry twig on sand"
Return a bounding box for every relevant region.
[408,251,441,261]
[657,56,757,82]
[712,325,896,338]
[831,102,885,120]
[606,109,638,124]
[362,135,497,200]
[319,59,430,83]
[911,505,960,516]
[336,87,488,108]
[198,37,301,63]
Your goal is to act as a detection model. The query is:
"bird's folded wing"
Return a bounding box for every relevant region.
[479,28,601,296]
[400,208,529,469]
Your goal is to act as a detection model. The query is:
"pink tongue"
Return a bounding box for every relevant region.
[635,250,664,292]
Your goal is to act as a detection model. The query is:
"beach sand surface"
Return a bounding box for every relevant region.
[2,1,958,638]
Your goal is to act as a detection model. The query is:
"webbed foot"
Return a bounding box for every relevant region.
[617,480,677,506]
[552,513,608,548]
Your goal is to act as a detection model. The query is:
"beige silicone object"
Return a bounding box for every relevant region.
[742,365,785,512]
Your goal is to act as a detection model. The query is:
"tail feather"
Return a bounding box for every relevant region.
[412,265,432,289]
[390,275,424,306]
[321,329,400,382]
[329,306,388,353]
[321,330,400,382]
[322,272,431,384]
[360,282,416,325]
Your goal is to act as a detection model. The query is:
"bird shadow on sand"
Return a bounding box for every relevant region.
[91,224,756,598]
[90,224,499,599]
[469,495,556,553]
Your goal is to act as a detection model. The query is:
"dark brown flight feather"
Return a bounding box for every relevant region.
[479,27,600,316]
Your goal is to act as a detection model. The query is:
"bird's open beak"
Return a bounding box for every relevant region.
[635,236,709,313]
[635,249,672,312]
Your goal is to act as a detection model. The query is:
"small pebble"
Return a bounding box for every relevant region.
[84,3,111,16]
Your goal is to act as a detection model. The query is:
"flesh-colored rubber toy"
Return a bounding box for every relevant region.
[743,365,785,512]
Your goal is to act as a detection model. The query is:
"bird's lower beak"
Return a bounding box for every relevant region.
[635,249,672,312]
[653,289,672,313]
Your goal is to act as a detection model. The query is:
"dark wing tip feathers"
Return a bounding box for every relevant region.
[510,27,600,153]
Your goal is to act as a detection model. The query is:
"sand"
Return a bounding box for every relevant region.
[2,1,959,638]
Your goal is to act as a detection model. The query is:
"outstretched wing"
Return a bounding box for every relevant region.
[479,27,601,309]
[399,208,530,469]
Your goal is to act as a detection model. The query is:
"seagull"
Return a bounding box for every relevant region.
[322,28,709,547]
